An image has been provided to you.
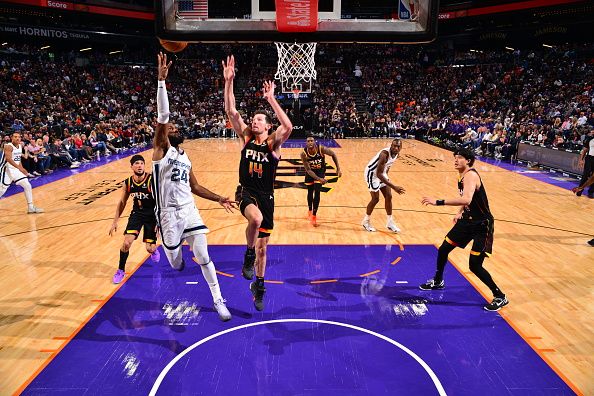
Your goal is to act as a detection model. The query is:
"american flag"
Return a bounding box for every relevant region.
[177,0,208,18]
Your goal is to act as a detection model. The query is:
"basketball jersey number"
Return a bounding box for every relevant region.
[171,168,188,183]
[249,161,264,178]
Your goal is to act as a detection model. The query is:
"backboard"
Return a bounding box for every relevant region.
[156,0,439,44]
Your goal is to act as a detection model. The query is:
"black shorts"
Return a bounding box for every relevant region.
[236,185,274,238]
[305,170,325,185]
[445,217,494,257]
[125,211,158,243]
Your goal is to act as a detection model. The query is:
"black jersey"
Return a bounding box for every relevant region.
[125,173,155,214]
[239,137,279,194]
[458,169,492,220]
[303,144,326,176]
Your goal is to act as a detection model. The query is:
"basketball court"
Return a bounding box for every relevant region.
[1,0,593,394]
[1,138,592,395]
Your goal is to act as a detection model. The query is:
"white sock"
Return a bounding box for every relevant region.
[364,215,370,222]
[387,215,393,223]
[200,261,222,302]
[16,179,33,206]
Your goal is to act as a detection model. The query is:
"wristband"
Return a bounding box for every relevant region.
[436,199,445,206]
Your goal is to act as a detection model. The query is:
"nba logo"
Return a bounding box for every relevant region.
[399,0,411,20]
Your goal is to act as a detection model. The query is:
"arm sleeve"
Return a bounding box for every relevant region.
[157,80,170,124]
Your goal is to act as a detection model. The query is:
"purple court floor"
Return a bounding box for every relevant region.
[23,245,574,395]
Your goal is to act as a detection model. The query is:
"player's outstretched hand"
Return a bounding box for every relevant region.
[222,55,235,81]
[218,196,239,213]
[421,196,436,205]
[393,185,406,194]
[262,80,276,101]
[157,52,172,81]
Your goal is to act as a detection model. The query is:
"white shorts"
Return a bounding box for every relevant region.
[1,165,27,186]
[157,204,209,250]
[364,168,389,192]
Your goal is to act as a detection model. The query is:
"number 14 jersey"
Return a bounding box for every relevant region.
[239,137,279,194]
[152,145,194,209]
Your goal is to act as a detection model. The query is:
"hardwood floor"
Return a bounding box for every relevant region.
[1,138,592,395]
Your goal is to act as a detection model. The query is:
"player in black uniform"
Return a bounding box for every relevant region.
[419,148,508,311]
[301,135,342,227]
[223,55,293,311]
[109,154,159,284]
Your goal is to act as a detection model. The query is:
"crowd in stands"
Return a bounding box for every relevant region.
[316,43,593,161]
[1,41,592,180]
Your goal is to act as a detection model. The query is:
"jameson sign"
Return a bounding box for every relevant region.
[0,23,148,42]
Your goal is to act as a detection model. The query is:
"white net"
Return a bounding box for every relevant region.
[274,42,317,94]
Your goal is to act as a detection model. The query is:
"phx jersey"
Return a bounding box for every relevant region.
[237,136,279,237]
[458,169,493,221]
[303,144,326,184]
[446,168,495,256]
[124,173,158,243]
[125,173,155,215]
[239,137,279,194]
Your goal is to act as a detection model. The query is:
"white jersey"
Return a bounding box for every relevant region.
[1,143,28,190]
[152,146,194,210]
[364,148,398,192]
[6,143,22,170]
[366,148,398,176]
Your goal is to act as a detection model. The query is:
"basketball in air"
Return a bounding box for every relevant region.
[159,39,188,53]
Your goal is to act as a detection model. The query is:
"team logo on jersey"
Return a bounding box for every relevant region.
[245,149,269,163]
[131,192,151,200]
[308,158,323,169]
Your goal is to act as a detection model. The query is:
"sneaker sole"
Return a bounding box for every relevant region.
[484,300,509,311]
[419,286,445,291]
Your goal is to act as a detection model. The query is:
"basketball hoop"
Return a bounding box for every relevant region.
[275,42,317,94]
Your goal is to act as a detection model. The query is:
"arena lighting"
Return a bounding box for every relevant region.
[40,45,50,50]
[109,50,123,54]
[542,44,553,48]
[1,42,7,46]
[505,46,514,51]
[79,47,92,52]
